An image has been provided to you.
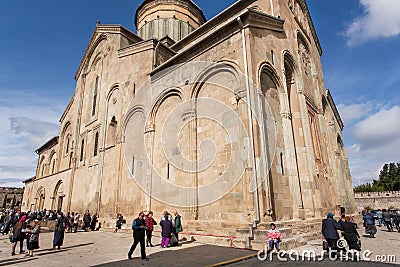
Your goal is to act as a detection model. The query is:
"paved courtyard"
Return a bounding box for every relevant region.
[0,226,399,266]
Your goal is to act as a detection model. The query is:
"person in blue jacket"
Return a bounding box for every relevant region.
[128,212,149,261]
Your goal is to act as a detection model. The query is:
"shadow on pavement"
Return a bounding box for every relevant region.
[92,245,256,267]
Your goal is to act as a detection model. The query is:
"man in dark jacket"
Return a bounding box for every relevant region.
[128,212,149,261]
[382,209,393,232]
[322,212,343,257]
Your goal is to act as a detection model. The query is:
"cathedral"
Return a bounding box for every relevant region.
[22,0,356,247]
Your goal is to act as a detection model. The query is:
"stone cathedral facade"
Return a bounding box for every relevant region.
[23,0,355,243]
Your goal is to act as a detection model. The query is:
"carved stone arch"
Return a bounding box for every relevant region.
[123,105,145,134]
[52,180,65,210]
[283,51,297,85]
[297,31,310,53]
[61,121,72,137]
[258,62,283,92]
[48,149,57,174]
[106,84,121,102]
[82,34,108,75]
[283,51,297,72]
[38,155,46,177]
[148,88,183,126]
[190,62,242,99]
[35,186,45,211]
[88,52,105,73]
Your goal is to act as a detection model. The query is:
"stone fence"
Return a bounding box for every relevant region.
[354,191,400,211]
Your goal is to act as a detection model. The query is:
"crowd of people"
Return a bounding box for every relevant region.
[127,210,183,261]
[0,208,100,257]
[1,208,183,261]
[321,208,400,259]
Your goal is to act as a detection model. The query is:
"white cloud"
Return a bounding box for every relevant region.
[0,91,64,187]
[345,106,400,185]
[337,102,373,125]
[344,0,400,46]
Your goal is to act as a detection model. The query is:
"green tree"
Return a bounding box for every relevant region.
[2,194,7,208]
[11,195,16,209]
[354,162,400,192]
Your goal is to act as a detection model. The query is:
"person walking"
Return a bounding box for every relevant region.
[115,213,124,233]
[11,213,26,255]
[83,210,91,232]
[25,219,40,257]
[160,214,173,248]
[322,212,343,257]
[342,216,361,252]
[382,209,393,232]
[377,209,383,227]
[90,213,98,231]
[173,211,183,245]
[73,213,80,233]
[145,211,156,247]
[363,211,377,238]
[128,212,149,261]
[52,212,66,250]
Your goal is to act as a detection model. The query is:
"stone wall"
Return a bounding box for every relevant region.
[354,191,400,211]
[0,187,24,209]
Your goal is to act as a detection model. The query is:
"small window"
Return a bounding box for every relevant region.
[94,132,99,157]
[92,76,99,116]
[80,139,85,162]
[280,152,284,175]
[131,156,135,175]
[52,159,56,174]
[167,163,170,180]
[65,137,70,154]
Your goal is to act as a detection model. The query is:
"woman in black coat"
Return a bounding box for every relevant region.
[342,216,361,251]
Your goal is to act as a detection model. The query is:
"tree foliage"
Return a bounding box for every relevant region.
[2,194,7,209]
[354,162,400,193]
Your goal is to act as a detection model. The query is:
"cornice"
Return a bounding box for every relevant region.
[298,0,322,56]
[75,24,142,80]
[59,94,75,123]
[326,90,344,130]
[150,8,284,76]
[36,136,59,154]
[171,0,257,52]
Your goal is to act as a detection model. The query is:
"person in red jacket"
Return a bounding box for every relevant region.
[267,223,281,253]
[145,211,157,247]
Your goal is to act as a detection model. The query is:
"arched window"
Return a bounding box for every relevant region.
[65,136,70,154]
[94,132,99,157]
[106,116,117,147]
[92,76,99,116]
[52,159,56,174]
[80,139,85,162]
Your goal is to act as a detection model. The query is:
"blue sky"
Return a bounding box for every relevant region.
[0,0,399,188]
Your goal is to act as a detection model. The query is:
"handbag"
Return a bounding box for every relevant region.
[9,234,14,243]
[170,235,178,245]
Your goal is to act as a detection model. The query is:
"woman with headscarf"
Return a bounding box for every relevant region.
[25,219,40,257]
[363,210,377,238]
[52,212,66,250]
[342,216,361,251]
[160,214,173,248]
[322,212,343,257]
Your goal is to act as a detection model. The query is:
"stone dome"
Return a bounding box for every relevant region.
[135,0,206,43]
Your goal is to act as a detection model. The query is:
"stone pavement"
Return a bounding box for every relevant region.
[0,226,399,266]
